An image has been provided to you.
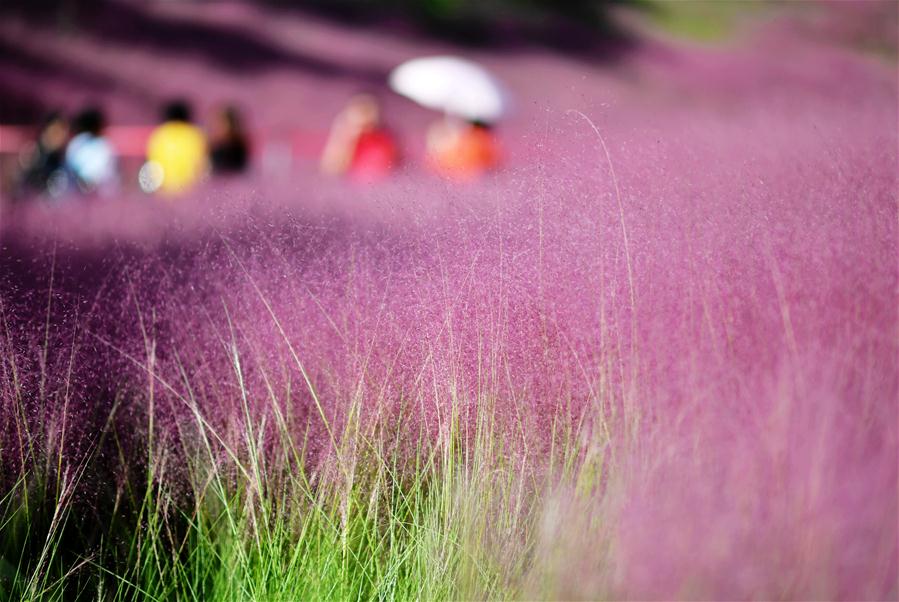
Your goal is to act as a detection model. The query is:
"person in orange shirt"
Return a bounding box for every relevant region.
[143,100,208,195]
[426,117,500,181]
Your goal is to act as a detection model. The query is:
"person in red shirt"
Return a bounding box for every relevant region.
[321,94,399,183]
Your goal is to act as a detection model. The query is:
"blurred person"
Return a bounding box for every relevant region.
[144,100,207,195]
[17,111,69,198]
[209,104,250,174]
[65,106,118,195]
[320,94,398,183]
[426,117,500,181]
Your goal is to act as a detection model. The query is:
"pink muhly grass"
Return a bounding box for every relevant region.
[1,71,896,598]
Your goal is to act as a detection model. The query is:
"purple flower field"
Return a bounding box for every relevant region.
[1,1,896,599]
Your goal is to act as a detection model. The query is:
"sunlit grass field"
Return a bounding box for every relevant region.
[1,1,897,595]
[2,95,895,600]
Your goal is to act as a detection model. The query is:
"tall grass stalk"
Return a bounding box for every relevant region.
[2,287,609,601]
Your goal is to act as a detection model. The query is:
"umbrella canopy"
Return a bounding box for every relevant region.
[388,56,508,123]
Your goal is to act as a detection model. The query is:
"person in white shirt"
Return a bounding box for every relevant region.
[65,107,118,195]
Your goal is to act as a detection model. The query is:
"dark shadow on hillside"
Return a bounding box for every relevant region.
[0,38,117,90]
[0,88,50,124]
[1,0,391,83]
[0,38,158,123]
[2,0,641,72]
[260,0,640,62]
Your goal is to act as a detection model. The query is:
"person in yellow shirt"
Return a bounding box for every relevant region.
[144,101,208,195]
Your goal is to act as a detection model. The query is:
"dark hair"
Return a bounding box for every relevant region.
[73,107,104,136]
[220,105,243,131]
[163,100,192,123]
[469,119,492,130]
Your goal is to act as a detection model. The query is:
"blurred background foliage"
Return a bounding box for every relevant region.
[289,0,630,26]
[289,0,637,46]
[2,0,894,61]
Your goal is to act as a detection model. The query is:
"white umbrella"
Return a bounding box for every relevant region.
[388,56,508,123]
